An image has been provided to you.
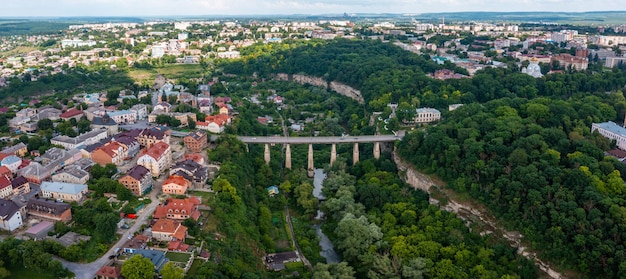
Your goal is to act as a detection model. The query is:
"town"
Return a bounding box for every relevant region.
[0,10,626,279]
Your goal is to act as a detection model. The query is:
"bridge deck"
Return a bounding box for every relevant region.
[238,134,403,144]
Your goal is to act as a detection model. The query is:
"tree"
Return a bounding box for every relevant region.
[161,262,184,279]
[122,255,154,279]
[187,117,196,129]
[312,262,355,279]
[37,119,53,131]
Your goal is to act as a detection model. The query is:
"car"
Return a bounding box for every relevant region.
[251,137,256,140]
[108,255,115,259]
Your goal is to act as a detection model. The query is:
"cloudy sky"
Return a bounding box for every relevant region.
[1,0,623,17]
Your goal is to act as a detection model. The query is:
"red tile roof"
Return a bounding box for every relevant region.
[59,109,84,119]
[95,265,121,279]
[0,174,11,190]
[163,175,190,188]
[204,114,230,127]
[0,166,10,177]
[154,197,201,220]
[140,142,169,161]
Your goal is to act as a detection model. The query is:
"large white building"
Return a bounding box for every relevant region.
[414,108,441,124]
[108,110,137,124]
[41,181,89,202]
[51,129,108,150]
[592,121,626,150]
[61,39,97,49]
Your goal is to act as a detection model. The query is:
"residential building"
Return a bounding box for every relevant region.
[0,174,12,199]
[108,110,137,124]
[0,199,23,232]
[131,104,149,120]
[413,108,441,124]
[1,143,27,157]
[551,54,588,70]
[40,181,88,202]
[26,199,72,223]
[51,129,108,150]
[154,197,201,220]
[605,57,626,68]
[11,176,30,196]
[122,234,149,253]
[19,162,53,184]
[592,121,626,150]
[137,142,171,177]
[183,131,207,153]
[197,114,230,134]
[51,167,90,185]
[33,107,62,121]
[0,153,21,173]
[118,165,153,196]
[113,132,140,158]
[91,114,119,136]
[162,175,191,195]
[130,249,169,272]
[16,108,37,119]
[91,141,128,166]
[170,159,208,187]
[137,128,170,148]
[59,109,84,121]
[152,219,187,242]
[95,265,122,279]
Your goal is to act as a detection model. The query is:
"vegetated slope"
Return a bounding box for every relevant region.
[398,95,626,277]
[316,161,538,278]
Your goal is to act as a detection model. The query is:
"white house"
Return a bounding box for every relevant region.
[137,142,171,177]
[0,199,23,232]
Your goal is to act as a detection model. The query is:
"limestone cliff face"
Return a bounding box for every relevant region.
[274,73,364,104]
[329,81,364,104]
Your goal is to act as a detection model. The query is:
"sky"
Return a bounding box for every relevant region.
[1,0,624,17]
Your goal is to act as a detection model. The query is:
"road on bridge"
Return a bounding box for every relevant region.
[238,132,404,144]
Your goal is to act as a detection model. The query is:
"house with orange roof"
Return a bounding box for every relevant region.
[218,104,229,115]
[91,141,128,166]
[137,142,171,177]
[162,175,191,195]
[0,166,11,178]
[198,114,230,134]
[95,265,122,279]
[182,153,204,165]
[0,174,12,199]
[154,197,201,221]
[151,219,187,242]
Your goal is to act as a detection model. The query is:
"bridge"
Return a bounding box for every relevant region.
[238,132,405,177]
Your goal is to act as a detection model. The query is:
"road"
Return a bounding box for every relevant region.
[57,182,163,279]
[284,206,312,271]
[238,132,404,145]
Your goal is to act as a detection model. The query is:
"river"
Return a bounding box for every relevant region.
[312,168,341,264]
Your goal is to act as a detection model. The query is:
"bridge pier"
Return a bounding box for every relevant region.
[308,144,314,177]
[353,142,359,165]
[285,144,292,169]
[374,142,380,160]
[264,144,270,164]
[330,144,337,166]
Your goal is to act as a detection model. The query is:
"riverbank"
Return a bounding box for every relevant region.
[392,150,566,279]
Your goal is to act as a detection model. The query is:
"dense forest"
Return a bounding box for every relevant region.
[398,96,626,277]
[312,158,537,278]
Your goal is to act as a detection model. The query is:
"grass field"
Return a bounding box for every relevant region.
[185,259,205,277]
[166,252,192,262]
[0,46,37,58]
[128,64,203,85]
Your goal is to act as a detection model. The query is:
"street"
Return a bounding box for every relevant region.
[57,177,163,279]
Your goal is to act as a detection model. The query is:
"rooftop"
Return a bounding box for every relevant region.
[141,142,170,161]
[0,199,20,220]
[593,121,626,137]
[125,165,150,181]
[41,181,87,195]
